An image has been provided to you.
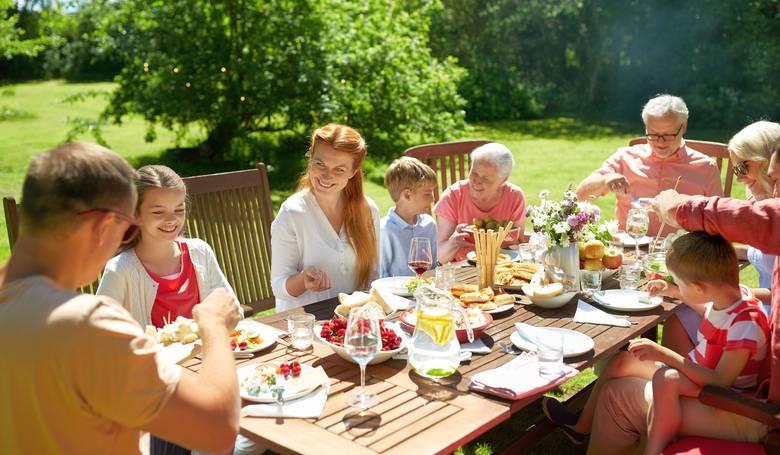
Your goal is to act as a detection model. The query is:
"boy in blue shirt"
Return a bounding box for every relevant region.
[380,157,438,277]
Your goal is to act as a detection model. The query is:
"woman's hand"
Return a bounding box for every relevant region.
[646,279,681,300]
[303,267,331,292]
[450,224,472,248]
[628,338,673,364]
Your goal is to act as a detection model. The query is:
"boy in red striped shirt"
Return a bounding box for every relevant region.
[543,232,769,453]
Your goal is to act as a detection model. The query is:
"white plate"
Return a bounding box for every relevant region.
[484,303,515,314]
[510,327,594,357]
[592,289,663,312]
[232,320,278,354]
[371,276,416,297]
[616,233,651,247]
[238,363,318,403]
[466,248,520,263]
[158,341,199,365]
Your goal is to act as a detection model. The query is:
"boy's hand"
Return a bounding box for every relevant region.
[628,338,672,363]
[193,288,240,334]
[646,279,681,300]
[303,267,331,292]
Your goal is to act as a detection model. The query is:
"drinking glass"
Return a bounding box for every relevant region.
[344,307,381,409]
[580,269,602,297]
[516,243,535,263]
[287,313,315,351]
[408,237,433,277]
[626,208,649,259]
[537,333,564,379]
[620,259,642,290]
[434,263,454,292]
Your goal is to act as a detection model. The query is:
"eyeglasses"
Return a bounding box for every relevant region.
[645,123,684,142]
[78,208,141,244]
[733,161,750,177]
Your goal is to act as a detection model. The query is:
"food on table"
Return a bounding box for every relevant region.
[147,316,200,346]
[638,294,651,304]
[529,282,564,299]
[405,276,432,294]
[577,240,623,271]
[229,328,263,352]
[405,306,488,331]
[276,361,302,378]
[643,253,675,284]
[468,251,511,263]
[319,316,402,351]
[452,284,514,311]
[450,283,478,298]
[471,215,512,231]
[494,261,541,286]
[240,361,302,398]
[335,290,393,318]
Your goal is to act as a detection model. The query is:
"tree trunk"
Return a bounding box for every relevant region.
[200,121,239,160]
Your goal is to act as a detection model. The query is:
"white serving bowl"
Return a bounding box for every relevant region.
[521,284,578,309]
[314,321,406,365]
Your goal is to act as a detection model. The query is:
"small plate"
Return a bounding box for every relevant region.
[510,325,594,357]
[591,289,663,312]
[615,233,652,247]
[232,320,279,354]
[484,303,515,314]
[371,276,416,297]
[238,363,318,403]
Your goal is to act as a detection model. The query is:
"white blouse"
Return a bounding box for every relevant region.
[271,189,380,312]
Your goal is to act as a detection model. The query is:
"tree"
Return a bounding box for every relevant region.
[100,0,465,159]
[0,0,48,59]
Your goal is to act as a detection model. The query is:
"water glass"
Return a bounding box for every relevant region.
[344,308,381,409]
[287,313,315,351]
[620,260,642,290]
[537,333,564,378]
[516,244,535,263]
[580,269,602,296]
[435,264,454,292]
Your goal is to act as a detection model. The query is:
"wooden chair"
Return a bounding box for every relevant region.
[3,164,276,314]
[3,196,100,294]
[182,164,275,314]
[404,139,491,202]
[628,137,735,197]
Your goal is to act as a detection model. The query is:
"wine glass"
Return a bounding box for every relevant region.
[626,208,649,259]
[344,307,381,409]
[408,237,433,277]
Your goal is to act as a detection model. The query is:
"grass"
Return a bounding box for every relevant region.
[0,80,760,454]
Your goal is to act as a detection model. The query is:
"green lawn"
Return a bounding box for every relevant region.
[0,80,760,454]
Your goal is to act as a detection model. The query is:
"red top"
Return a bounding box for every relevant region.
[677,195,780,402]
[146,241,201,328]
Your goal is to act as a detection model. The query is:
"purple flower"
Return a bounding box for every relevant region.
[566,214,579,227]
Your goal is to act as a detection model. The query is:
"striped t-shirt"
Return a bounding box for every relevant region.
[689,297,769,390]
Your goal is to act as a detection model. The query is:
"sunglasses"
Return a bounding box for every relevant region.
[78,208,141,244]
[733,161,749,177]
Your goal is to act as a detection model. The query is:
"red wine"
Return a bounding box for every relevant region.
[408,261,431,275]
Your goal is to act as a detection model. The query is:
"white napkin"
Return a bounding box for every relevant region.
[241,383,330,418]
[470,352,578,400]
[513,323,543,351]
[574,299,632,327]
[460,337,492,354]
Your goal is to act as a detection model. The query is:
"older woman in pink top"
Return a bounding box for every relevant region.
[435,142,526,263]
[576,94,723,236]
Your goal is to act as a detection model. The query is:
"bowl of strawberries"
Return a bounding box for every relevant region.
[315,316,406,365]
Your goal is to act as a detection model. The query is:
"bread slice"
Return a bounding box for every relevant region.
[460,291,489,304]
[369,287,395,315]
[493,294,515,306]
[450,283,478,297]
[337,291,373,308]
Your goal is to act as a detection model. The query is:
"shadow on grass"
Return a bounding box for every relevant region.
[471,117,636,140]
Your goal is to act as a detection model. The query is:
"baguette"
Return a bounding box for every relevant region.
[369,287,396,315]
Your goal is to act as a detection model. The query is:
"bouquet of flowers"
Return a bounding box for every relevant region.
[528,190,616,250]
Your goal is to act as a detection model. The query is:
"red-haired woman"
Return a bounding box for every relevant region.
[271,124,380,311]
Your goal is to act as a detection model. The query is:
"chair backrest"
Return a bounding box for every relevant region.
[628,137,734,197]
[404,139,491,202]
[182,163,275,312]
[3,196,100,294]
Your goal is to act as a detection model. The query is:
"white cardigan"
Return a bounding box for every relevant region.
[271,189,380,312]
[96,238,242,327]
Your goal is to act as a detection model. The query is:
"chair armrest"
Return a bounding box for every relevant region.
[699,384,780,429]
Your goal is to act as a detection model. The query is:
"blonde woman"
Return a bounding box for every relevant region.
[271,124,380,311]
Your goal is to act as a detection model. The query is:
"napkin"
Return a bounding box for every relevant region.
[459,337,492,354]
[469,352,578,400]
[513,323,545,351]
[574,299,632,327]
[241,367,330,418]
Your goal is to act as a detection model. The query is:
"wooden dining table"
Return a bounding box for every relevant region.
[180,266,682,455]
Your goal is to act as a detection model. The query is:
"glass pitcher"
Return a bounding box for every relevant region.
[408,285,473,379]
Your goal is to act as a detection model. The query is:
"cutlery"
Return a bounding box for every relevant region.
[498,341,523,355]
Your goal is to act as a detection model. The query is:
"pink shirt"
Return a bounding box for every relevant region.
[593,141,723,236]
[434,180,526,261]
[677,196,780,403]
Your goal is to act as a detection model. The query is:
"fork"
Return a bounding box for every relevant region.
[498,341,523,355]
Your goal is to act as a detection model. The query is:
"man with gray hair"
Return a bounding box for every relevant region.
[576,94,722,236]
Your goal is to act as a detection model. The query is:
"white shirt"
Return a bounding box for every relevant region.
[271,189,380,312]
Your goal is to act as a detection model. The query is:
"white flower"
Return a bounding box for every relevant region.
[538,189,550,200]
[553,221,570,234]
[604,220,620,236]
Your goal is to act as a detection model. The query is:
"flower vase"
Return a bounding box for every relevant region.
[546,243,580,291]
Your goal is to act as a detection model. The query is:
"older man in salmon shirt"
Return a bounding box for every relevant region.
[576,94,723,236]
